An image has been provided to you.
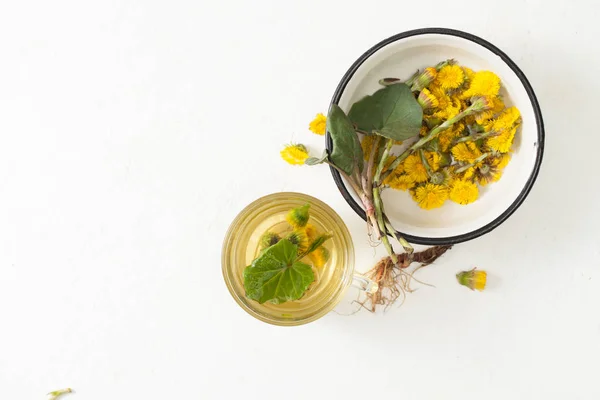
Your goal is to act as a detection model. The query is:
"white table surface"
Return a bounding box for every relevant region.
[1,1,599,399]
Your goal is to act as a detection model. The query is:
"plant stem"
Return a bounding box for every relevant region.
[455,129,498,143]
[419,149,433,178]
[384,216,414,254]
[455,153,490,173]
[362,135,383,239]
[373,187,397,265]
[374,139,394,186]
[371,138,399,264]
[325,159,380,238]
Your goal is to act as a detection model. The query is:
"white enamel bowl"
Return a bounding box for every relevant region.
[327,28,544,245]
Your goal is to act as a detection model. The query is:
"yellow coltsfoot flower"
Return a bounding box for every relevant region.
[388,174,416,191]
[309,113,327,135]
[492,153,511,169]
[281,144,309,165]
[456,268,487,291]
[404,153,429,183]
[462,71,501,98]
[486,126,517,153]
[411,183,449,210]
[449,179,479,205]
[435,64,465,90]
[451,142,482,163]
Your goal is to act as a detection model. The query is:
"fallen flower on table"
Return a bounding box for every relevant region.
[47,388,73,400]
[456,268,487,291]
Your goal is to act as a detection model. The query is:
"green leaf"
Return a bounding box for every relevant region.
[243,239,315,304]
[327,104,364,175]
[348,83,423,141]
[305,150,328,166]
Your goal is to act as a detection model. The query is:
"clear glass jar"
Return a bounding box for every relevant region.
[222,192,374,326]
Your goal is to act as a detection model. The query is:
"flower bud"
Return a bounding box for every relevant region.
[456,268,487,291]
[286,204,310,228]
[417,88,439,109]
[411,67,438,91]
[259,231,281,250]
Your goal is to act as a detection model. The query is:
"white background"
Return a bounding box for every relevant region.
[0,1,598,399]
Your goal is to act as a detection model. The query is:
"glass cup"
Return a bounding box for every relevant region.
[222,192,377,326]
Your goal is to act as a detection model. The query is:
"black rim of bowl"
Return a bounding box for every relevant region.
[326,27,545,245]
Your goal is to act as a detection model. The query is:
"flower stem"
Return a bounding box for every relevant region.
[374,138,394,186]
[455,153,490,173]
[384,216,414,254]
[371,138,399,264]
[373,186,397,265]
[325,159,380,238]
[419,149,434,178]
[455,129,498,143]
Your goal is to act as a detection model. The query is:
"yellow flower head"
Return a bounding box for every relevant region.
[418,88,439,109]
[462,66,475,83]
[286,204,310,229]
[425,151,442,172]
[309,246,330,268]
[281,144,309,165]
[435,64,465,90]
[411,183,449,210]
[388,174,416,191]
[451,142,482,163]
[403,153,429,183]
[309,113,327,135]
[456,268,487,291]
[492,153,511,169]
[430,85,452,111]
[486,126,517,153]
[460,166,477,180]
[462,71,501,98]
[488,107,521,132]
[433,95,461,120]
[449,179,479,205]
